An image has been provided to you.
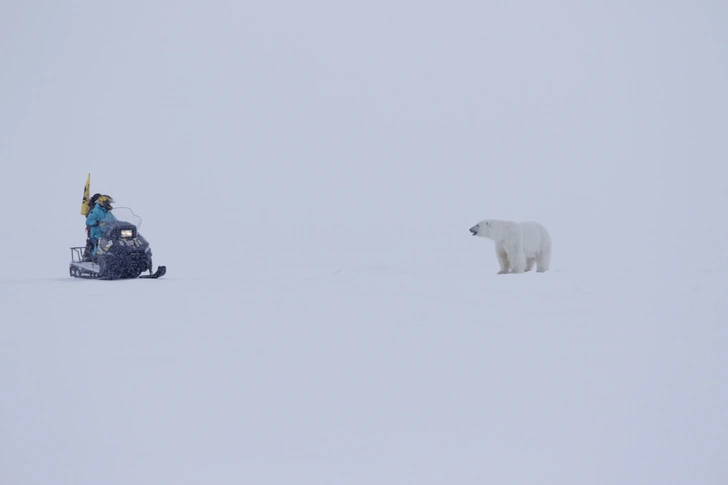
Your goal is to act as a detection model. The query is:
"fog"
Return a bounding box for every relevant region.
[2,1,726,276]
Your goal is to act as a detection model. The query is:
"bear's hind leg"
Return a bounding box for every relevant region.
[525,258,536,272]
[536,250,550,272]
[496,247,510,274]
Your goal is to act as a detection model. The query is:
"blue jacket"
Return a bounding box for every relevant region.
[86,204,118,240]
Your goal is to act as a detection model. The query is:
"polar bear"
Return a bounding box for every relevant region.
[469,219,551,274]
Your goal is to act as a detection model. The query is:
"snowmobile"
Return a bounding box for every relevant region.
[69,220,166,280]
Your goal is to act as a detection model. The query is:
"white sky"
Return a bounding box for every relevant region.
[1,1,726,271]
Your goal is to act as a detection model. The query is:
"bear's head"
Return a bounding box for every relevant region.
[469,220,491,237]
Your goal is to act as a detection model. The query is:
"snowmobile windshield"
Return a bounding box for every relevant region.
[109,207,143,228]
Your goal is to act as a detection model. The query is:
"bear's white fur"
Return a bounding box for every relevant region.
[469,219,551,274]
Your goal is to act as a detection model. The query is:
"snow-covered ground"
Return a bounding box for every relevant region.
[2,257,727,484]
[2,1,727,484]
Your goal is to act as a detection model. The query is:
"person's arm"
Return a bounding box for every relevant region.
[86,207,102,227]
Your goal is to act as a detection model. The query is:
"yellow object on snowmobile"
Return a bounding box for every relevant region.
[80,173,91,216]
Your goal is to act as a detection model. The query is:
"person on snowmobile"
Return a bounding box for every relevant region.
[85,194,118,259]
[82,193,101,260]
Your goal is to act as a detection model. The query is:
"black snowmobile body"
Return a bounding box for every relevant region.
[69,221,166,280]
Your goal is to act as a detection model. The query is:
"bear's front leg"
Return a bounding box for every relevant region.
[496,246,510,274]
[507,248,526,273]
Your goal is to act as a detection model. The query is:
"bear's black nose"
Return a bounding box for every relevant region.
[469,225,478,235]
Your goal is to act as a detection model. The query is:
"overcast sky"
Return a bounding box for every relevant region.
[1,1,726,275]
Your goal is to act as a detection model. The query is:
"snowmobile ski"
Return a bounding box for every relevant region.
[139,266,166,279]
